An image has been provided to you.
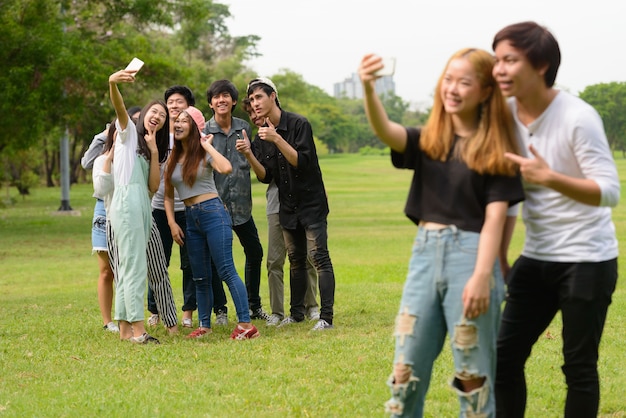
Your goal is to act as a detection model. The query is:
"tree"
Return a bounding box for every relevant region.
[579,82,626,156]
[0,0,259,192]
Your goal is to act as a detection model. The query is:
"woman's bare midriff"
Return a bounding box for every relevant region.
[183,193,219,207]
[419,221,449,230]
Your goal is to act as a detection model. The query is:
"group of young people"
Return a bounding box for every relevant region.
[362,21,619,418]
[84,68,337,343]
[81,18,618,418]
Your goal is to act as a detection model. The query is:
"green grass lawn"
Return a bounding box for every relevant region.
[0,154,624,417]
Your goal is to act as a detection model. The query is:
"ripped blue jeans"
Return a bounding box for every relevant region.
[385,226,505,418]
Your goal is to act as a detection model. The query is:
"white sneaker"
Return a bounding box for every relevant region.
[266,314,282,326]
[306,307,320,321]
[311,319,334,331]
[147,314,160,327]
[277,316,300,328]
[103,322,119,332]
[215,310,228,326]
[130,332,160,344]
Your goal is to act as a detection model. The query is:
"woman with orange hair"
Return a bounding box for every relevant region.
[359,49,524,417]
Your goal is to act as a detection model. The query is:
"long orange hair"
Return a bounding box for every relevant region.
[420,48,519,176]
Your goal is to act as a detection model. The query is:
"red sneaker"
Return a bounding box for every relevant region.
[186,328,210,339]
[230,325,260,340]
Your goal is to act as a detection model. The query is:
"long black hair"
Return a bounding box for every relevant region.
[103,117,117,154]
[136,100,170,163]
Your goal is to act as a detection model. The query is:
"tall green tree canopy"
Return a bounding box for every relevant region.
[579,82,626,155]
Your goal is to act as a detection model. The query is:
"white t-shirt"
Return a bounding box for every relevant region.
[510,91,620,262]
[113,119,138,187]
[92,154,114,211]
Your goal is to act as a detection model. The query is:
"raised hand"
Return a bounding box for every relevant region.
[235,130,252,156]
[504,144,551,185]
[358,53,385,83]
[108,69,137,85]
[200,133,214,150]
[144,125,158,154]
[258,118,280,143]
[105,142,115,163]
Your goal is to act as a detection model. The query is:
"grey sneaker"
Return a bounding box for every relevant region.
[215,310,228,326]
[311,319,334,331]
[306,307,320,321]
[250,307,271,321]
[277,316,301,328]
[103,322,119,332]
[266,314,282,326]
[147,314,160,327]
[130,333,160,344]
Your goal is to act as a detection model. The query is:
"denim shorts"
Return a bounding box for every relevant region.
[91,199,108,253]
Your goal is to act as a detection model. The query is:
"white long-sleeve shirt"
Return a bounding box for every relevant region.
[510,91,619,262]
[92,154,114,211]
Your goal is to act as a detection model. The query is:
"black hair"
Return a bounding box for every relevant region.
[246,81,281,109]
[136,100,170,163]
[126,106,142,120]
[206,79,239,113]
[492,21,561,88]
[103,117,117,154]
[163,85,196,106]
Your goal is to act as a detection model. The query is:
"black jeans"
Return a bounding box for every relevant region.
[212,216,264,313]
[495,256,617,418]
[283,220,335,323]
[149,209,196,313]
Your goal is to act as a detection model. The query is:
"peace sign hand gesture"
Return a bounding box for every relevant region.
[145,125,158,155]
[504,144,551,186]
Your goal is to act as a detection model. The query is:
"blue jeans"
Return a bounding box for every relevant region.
[211,216,264,312]
[283,220,335,323]
[495,256,617,418]
[184,198,250,328]
[386,226,504,418]
[149,209,196,313]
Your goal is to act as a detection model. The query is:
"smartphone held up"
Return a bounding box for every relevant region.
[374,57,396,77]
[125,57,144,74]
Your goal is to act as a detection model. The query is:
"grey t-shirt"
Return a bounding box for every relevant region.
[169,157,217,201]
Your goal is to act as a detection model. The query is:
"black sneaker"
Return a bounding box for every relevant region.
[249,307,271,321]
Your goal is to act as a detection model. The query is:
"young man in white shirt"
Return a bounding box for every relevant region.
[493,21,620,418]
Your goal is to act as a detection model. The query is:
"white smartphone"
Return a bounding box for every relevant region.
[125,57,144,73]
[374,57,396,77]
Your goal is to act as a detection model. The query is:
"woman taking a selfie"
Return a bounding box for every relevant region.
[359,49,524,417]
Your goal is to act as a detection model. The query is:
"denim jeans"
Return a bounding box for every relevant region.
[282,220,335,323]
[495,256,617,418]
[385,226,504,418]
[211,216,264,312]
[184,197,250,327]
[149,209,196,313]
[91,199,107,252]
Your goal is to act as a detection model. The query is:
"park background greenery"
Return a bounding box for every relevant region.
[1,155,625,417]
[2,0,625,195]
[1,1,626,416]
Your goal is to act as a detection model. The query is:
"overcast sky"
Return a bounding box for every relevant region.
[225,0,624,108]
